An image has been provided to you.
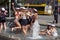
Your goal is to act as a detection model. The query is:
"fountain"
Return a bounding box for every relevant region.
[27,20,43,39]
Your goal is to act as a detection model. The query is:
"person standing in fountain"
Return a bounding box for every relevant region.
[0,8,7,32]
[30,8,42,39]
[20,8,29,35]
[31,8,38,24]
[11,3,21,31]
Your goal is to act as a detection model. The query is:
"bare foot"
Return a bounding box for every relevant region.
[11,28,14,31]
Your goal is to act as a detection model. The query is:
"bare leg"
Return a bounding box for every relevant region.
[14,19,21,28]
[0,23,1,32]
[22,25,30,35]
[39,30,46,35]
[4,22,7,31]
[22,26,27,35]
[26,25,30,33]
[0,23,3,32]
[11,19,21,31]
[15,21,21,27]
[12,27,21,31]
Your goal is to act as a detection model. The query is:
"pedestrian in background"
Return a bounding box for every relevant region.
[53,6,58,23]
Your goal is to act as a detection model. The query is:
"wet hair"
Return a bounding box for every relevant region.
[33,8,38,13]
[33,10,38,13]
[47,25,52,30]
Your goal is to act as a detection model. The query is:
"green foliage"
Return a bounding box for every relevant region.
[0,0,8,5]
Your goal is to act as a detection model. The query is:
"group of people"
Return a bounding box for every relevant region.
[12,6,38,35]
[0,3,58,37]
[12,5,58,37]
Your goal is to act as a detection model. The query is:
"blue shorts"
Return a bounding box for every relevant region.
[0,17,6,23]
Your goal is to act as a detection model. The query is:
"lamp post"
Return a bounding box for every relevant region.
[9,0,11,17]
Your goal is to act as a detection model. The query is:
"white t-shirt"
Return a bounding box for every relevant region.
[52,31,58,37]
[51,28,58,37]
[22,14,26,19]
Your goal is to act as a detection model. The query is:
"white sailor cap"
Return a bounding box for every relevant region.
[48,23,55,27]
[20,7,26,9]
[2,8,5,11]
[34,8,37,12]
[51,24,55,27]
[15,8,20,10]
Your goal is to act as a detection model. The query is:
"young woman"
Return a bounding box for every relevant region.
[50,24,58,37]
[39,24,58,37]
[0,9,2,32]
[11,8,21,31]
[19,8,30,35]
[26,10,32,31]
[11,2,26,32]
[0,8,7,32]
[39,24,52,36]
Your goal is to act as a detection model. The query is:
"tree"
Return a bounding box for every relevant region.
[0,0,8,6]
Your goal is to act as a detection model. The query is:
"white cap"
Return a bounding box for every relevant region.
[2,8,5,11]
[48,23,55,27]
[20,7,26,9]
[34,8,37,12]
[16,8,20,10]
[51,24,55,27]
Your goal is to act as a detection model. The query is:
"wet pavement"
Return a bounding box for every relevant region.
[0,35,14,40]
[0,25,60,40]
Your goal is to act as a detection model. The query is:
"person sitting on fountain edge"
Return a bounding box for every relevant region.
[39,24,58,37]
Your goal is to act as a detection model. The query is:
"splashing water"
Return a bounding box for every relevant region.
[27,20,43,39]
